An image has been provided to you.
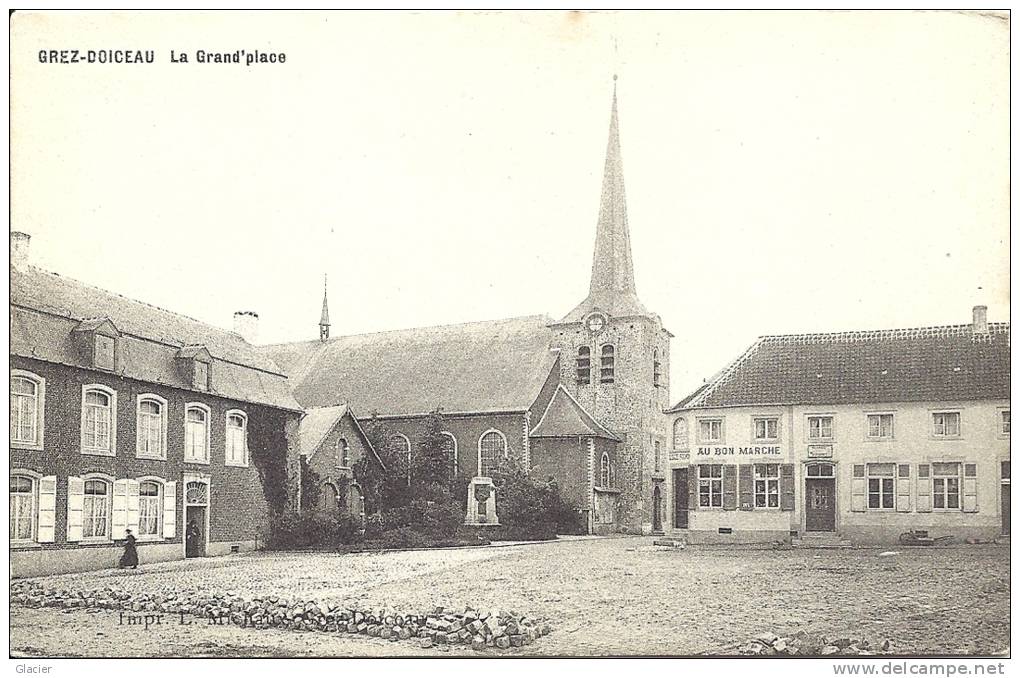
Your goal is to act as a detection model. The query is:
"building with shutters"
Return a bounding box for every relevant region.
[260,83,672,534]
[10,233,302,577]
[664,307,1010,545]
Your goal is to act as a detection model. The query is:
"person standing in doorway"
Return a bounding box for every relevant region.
[186,519,200,557]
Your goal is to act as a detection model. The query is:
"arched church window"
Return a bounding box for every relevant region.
[576,347,591,386]
[600,345,615,384]
[478,430,507,477]
[672,418,688,451]
[600,452,610,487]
[440,432,458,482]
[336,437,351,468]
[393,433,411,485]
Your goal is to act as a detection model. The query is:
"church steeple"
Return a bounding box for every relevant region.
[319,274,330,341]
[560,78,649,323]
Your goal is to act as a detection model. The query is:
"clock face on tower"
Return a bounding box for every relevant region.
[586,313,607,334]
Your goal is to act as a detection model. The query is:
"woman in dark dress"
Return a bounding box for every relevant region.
[119,529,139,569]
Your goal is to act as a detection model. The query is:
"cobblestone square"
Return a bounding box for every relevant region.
[10,537,1009,657]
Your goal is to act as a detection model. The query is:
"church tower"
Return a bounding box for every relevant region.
[548,80,672,534]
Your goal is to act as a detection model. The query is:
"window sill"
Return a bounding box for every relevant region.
[224,461,250,468]
[10,541,41,549]
[753,439,780,445]
[931,436,963,441]
[81,449,116,457]
[80,538,113,545]
[136,453,167,461]
[864,438,895,443]
[594,486,622,494]
[808,438,835,444]
[184,459,210,465]
[11,442,44,452]
[135,535,165,543]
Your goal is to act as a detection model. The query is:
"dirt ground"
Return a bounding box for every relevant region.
[10,537,1010,657]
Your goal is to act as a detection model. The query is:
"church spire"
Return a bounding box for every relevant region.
[319,274,330,341]
[589,75,637,301]
[559,78,649,324]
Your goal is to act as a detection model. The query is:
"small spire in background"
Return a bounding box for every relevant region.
[319,273,330,341]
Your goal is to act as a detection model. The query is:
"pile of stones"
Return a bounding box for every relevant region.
[736,632,894,656]
[10,580,551,653]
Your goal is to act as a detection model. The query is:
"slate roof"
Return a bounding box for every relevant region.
[529,385,620,440]
[297,404,383,467]
[668,322,1011,411]
[260,315,558,416]
[11,265,301,411]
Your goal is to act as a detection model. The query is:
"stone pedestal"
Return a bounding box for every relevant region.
[464,477,499,526]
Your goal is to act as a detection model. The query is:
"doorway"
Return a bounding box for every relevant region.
[185,506,206,558]
[184,478,209,558]
[805,463,836,532]
[673,468,689,529]
[652,484,663,533]
[805,479,835,531]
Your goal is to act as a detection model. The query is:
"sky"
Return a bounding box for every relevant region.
[10,10,1010,401]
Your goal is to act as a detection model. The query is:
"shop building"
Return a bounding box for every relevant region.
[664,308,1010,544]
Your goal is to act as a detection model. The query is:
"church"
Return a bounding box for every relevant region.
[262,86,673,534]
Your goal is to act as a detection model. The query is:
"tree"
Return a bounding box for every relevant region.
[412,410,454,492]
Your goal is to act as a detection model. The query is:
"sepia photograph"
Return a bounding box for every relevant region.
[6,8,1011,667]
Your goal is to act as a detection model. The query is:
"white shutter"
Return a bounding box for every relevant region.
[896,465,912,512]
[66,477,84,542]
[37,476,57,543]
[126,479,140,535]
[963,464,978,513]
[162,481,177,538]
[916,464,932,513]
[850,465,866,512]
[112,479,129,539]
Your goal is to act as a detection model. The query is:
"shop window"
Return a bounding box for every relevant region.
[698,464,723,508]
[754,464,780,508]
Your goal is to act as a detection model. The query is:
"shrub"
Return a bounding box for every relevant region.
[266,509,336,550]
[376,527,430,550]
[490,460,585,540]
[364,513,384,539]
[336,513,365,546]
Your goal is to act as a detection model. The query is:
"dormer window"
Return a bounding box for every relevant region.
[72,318,120,371]
[193,361,210,391]
[175,345,213,392]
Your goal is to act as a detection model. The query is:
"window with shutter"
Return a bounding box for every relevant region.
[738,464,754,510]
[779,464,795,511]
[932,462,961,510]
[9,474,36,542]
[722,465,738,510]
[962,463,978,513]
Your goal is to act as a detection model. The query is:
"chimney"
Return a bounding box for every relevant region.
[972,305,988,335]
[11,231,31,270]
[233,311,259,343]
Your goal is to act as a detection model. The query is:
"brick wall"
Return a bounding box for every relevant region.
[10,356,296,557]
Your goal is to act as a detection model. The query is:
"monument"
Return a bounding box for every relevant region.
[464,477,499,526]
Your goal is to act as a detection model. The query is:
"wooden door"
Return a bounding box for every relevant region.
[673,468,689,529]
[805,478,836,532]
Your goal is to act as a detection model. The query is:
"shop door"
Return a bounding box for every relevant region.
[673,468,689,529]
[805,478,836,532]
